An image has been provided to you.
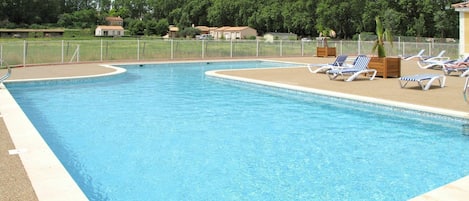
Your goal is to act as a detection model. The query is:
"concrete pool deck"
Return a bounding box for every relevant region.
[0,57,468,200]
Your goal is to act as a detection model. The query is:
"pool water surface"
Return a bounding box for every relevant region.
[6,60,469,201]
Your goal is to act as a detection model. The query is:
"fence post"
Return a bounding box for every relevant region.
[137,39,140,61]
[301,41,304,56]
[429,43,432,56]
[100,39,103,61]
[280,40,283,57]
[61,40,64,63]
[0,45,3,65]
[77,45,80,62]
[171,39,174,60]
[256,40,259,57]
[230,40,233,58]
[358,34,361,55]
[202,40,205,59]
[23,40,27,67]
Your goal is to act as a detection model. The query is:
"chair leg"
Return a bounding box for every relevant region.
[422,76,445,90]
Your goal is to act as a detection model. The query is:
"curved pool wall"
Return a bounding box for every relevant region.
[2,60,468,200]
[0,65,125,201]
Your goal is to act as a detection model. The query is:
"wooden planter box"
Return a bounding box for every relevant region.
[316,47,336,57]
[368,57,401,78]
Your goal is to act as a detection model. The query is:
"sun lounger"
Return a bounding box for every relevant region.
[341,55,366,68]
[463,76,469,102]
[442,56,469,77]
[421,50,447,60]
[399,74,446,90]
[417,50,451,69]
[326,55,376,81]
[401,49,425,61]
[307,55,348,73]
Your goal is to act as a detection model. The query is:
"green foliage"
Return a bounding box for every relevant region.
[128,20,145,36]
[178,27,201,38]
[372,16,393,57]
[57,9,99,29]
[0,0,461,39]
[155,19,170,36]
[145,20,159,36]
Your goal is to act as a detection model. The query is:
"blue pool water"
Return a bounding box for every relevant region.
[6,60,469,201]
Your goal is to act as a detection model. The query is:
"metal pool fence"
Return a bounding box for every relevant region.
[0,39,459,67]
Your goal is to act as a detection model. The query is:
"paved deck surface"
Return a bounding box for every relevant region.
[1,57,468,200]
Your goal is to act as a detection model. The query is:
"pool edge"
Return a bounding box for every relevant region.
[0,65,126,201]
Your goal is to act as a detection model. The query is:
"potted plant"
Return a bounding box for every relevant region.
[368,16,401,78]
[316,28,337,57]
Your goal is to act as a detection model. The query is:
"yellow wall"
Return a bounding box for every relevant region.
[465,13,469,53]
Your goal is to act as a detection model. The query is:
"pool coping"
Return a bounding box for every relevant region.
[206,69,469,120]
[0,65,125,201]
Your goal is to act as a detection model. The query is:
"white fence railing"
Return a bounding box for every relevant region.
[0,39,459,67]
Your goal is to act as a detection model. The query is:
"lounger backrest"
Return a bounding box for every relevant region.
[351,56,371,70]
[332,55,348,66]
[463,56,469,62]
[416,49,425,56]
[435,50,446,57]
[350,55,367,65]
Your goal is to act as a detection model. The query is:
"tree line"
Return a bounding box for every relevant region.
[0,0,461,39]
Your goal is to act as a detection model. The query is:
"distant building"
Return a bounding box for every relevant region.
[212,26,257,40]
[195,26,219,35]
[453,2,469,56]
[263,32,298,42]
[95,26,124,37]
[167,25,179,38]
[105,16,124,26]
[195,26,210,34]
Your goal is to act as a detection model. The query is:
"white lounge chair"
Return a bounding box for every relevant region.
[401,49,425,61]
[399,74,446,90]
[463,76,469,102]
[417,50,451,69]
[326,55,377,81]
[422,50,447,60]
[307,55,348,73]
[442,56,469,77]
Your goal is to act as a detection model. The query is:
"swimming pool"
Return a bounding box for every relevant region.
[6,60,469,201]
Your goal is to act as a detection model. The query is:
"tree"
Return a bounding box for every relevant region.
[315,0,364,38]
[145,20,159,36]
[0,0,461,39]
[57,9,98,28]
[178,27,201,38]
[154,19,169,36]
[281,0,315,36]
[128,19,145,35]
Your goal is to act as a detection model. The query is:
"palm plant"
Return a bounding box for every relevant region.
[318,28,336,47]
[372,16,393,57]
